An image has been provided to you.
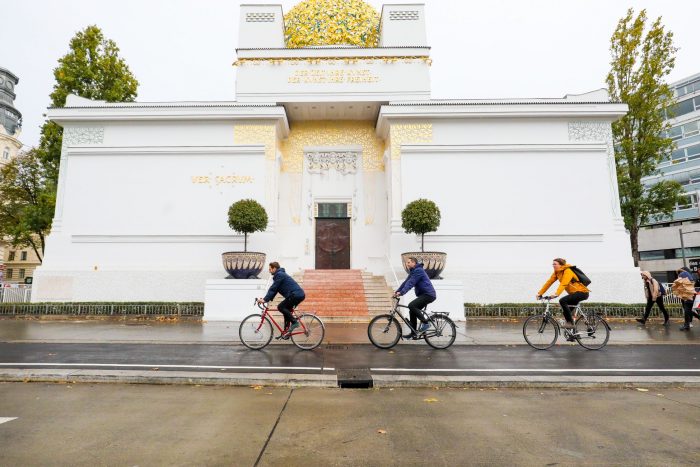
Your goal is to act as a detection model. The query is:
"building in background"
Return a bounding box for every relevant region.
[0,66,23,284]
[639,72,700,283]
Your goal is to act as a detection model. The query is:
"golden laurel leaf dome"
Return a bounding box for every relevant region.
[284,0,380,48]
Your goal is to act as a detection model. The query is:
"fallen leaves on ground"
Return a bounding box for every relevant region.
[377,429,387,434]
[636,388,649,392]
[423,398,439,403]
[251,385,263,390]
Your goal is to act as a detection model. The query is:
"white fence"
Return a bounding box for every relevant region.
[0,286,32,303]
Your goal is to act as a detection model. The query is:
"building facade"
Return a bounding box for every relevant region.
[639,72,700,283]
[31,1,640,304]
[0,66,23,284]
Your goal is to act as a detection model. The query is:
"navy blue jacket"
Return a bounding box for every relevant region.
[263,268,305,302]
[397,263,436,298]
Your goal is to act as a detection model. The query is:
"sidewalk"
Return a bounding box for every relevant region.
[1,317,698,345]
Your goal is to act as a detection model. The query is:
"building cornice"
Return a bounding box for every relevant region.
[376,102,628,136]
[47,104,290,137]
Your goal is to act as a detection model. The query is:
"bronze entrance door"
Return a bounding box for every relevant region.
[315,217,351,269]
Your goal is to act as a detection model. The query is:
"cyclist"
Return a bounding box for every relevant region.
[394,257,436,338]
[674,267,700,331]
[536,258,589,330]
[257,262,305,338]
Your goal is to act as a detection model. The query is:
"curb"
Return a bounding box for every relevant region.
[2,369,699,389]
[0,369,338,387]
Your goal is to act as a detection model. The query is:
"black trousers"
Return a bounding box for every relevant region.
[681,299,700,326]
[559,292,589,323]
[278,294,305,329]
[408,295,436,330]
[643,296,669,321]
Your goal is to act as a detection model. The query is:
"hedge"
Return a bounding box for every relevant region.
[0,302,204,316]
[464,302,682,318]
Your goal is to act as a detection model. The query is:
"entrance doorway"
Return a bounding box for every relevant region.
[315,203,351,269]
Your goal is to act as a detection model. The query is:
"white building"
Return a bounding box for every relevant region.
[32,1,640,305]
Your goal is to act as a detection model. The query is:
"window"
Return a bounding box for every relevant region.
[20,251,27,261]
[671,143,700,164]
[316,202,349,218]
[18,269,25,279]
[8,251,14,261]
[676,193,698,210]
[667,120,700,140]
[639,250,666,261]
[676,78,700,97]
[6,269,12,279]
[667,97,700,118]
[2,147,8,160]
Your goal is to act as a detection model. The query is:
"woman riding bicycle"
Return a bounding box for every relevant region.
[536,258,589,330]
[394,257,436,338]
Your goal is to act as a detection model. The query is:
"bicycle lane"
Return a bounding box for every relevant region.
[0,343,699,383]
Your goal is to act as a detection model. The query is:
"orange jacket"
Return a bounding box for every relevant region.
[538,264,590,296]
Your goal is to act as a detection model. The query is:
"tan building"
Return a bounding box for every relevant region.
[0,66,24,284]
[2,247,41,284]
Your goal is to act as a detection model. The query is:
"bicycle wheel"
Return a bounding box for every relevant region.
[574,314,610,350]
[523,314,558,350]
[425,315,457,349]
[291,314,325,350]
[368,314,401,349]
[239,314,273,350]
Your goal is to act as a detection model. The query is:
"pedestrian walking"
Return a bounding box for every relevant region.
[671,267,700,331]
[637,271,669,325]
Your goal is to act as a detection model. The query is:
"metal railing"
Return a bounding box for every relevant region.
[0,286,32,303]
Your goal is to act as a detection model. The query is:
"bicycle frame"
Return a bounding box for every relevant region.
[540,298,588,337]
[255,301,309,337]
[389,298,449,337]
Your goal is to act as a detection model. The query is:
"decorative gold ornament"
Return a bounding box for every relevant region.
[279,120,385,173]
[233,57,432,67]
[284,0,380,48]
[390,124,433,160]
[233,124,278,160]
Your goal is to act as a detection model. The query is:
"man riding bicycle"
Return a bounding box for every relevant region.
[257,262,305,339]
[394,257,436,338]
[536,258,589,330]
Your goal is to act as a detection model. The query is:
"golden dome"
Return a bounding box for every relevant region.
[284,0,380,48]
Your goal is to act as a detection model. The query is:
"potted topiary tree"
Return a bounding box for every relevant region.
[222,199,269,279]
[400,198,446,279]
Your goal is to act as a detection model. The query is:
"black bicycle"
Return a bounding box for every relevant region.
[523,296,610,350]
[367,297,457,349]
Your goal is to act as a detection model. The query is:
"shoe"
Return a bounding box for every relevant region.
[663,320,670,326]
[402,332,416,339]
[418,322,431,333]
[635,318,646,325]
[679,325,691,331]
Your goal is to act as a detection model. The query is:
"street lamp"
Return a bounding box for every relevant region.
[678,228,700,268]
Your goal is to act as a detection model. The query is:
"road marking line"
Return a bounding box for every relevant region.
[0,417,17,425]
[370,368,700,373]
[0,363,334,371]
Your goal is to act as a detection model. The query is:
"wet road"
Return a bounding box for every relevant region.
[1,342,699,377]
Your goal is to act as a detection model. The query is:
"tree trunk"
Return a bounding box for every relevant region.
[421,233,424,252]
[244,233,248,252]
[629,226,640,267]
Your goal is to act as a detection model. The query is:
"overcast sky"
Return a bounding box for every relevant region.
[2,0,699,148]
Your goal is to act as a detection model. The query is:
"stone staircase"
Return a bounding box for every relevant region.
[267,269,394,322]
[362,271,395,317]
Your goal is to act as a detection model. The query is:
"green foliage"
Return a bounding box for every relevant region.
[401,199,441,252]
[0,150,55,262]
[227,199,268,252]
[38,25,139,183]
[606,9,684,265]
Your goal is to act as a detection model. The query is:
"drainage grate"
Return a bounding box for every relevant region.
[336,368,373,389]
[325,345,350,350]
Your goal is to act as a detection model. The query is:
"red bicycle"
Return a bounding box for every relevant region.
[239,299,325,350]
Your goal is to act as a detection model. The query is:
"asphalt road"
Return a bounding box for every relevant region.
[1,342,699,377]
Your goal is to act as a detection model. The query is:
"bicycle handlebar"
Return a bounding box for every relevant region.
[538,296,556,301]
[254,298,268,310]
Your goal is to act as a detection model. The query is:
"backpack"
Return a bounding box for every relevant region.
[569,265,592,286]
[658,281,666,296]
